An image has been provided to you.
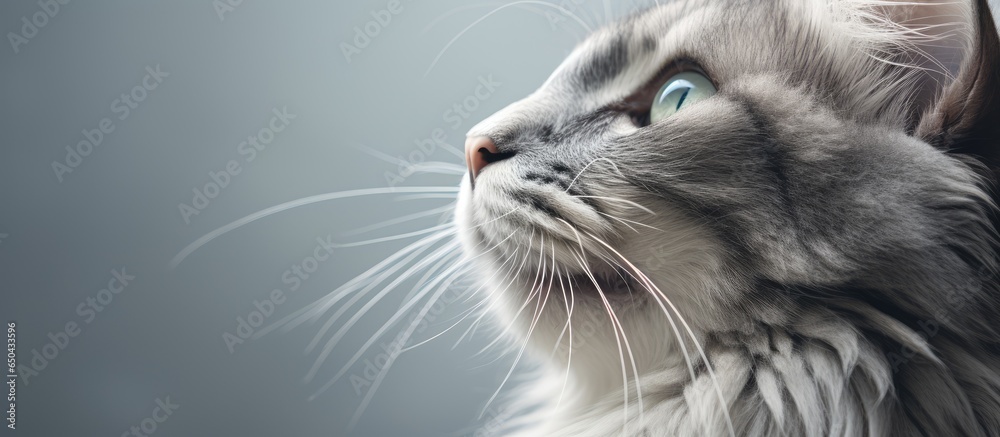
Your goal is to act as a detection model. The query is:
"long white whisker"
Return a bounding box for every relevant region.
[351,143,412,167]
[405,161,468,175]
[452,244,526,349]
[252,229,454,340]
[420,3,496,34]
[472,232,541,354]
[399,295,488,353]
[572,252,640,434]
[423,1,592,77]
[473,233,545,355]
[573,195,655,215]
[388,228,519,347]
[342,256,473,430]
[297,232,455,343]
[479,234,551,419]
[598,213,662,232]
[170,186,459,268]
[467,205,525,232]
[393,193,467,201]
[547,246,571,360]
[333,223,454,248]
[345,204,455,236]
[597,211,640,233]
[586,232,736,437]
[316,256,468,386]
[565,157,627,193]
[554,263,575,413]
[303,241,462,379]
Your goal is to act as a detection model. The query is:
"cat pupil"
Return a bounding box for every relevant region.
[675,88,691,109]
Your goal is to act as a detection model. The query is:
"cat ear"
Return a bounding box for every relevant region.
[910,0,1000,173]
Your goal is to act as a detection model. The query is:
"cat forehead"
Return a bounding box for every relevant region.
[467,3,716,136]
[551,4,708,87]
[468,0,964,137]
[550,0,948,87]
[469,1,790,136]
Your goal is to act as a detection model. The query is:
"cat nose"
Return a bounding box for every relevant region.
[465,136,513,187]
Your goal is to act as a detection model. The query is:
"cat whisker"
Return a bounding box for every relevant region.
[572,251,643,433]
[469,205,526,232]
[565,157,628,193]
[311,227,517,383]
[317,256,468,390]
[453,235,533,351]
[423,1,592,78]
[596,211,664,234]
[345,204,456,236]
[598,211,640,233]
[390,193,464,202]
[479,234,553,419]
[351,143,411,167]
[252,228,456,340]
[169,186,459,268]
[305,231,457,329]
[303,241,463,379]
[420,3,494,34]
[585,232,736,437]
[355,142,466,165]
[554,263,576,414]
[572,195,655,215]
[342,259,480,431]
[399,296,489,354]
[537,244,559,360]
[547,251,573,361]
[472,231,540,355]
[331,222,454,248]
[406,161,469,175]
[296,233,457,348]
[563,223,643,433]
[395,250,467,310]
[324,233,519,428]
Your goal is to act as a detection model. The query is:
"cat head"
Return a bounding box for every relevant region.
[455,0,1000,388]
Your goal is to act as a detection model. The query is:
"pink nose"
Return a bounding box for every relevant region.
[465,136,506,187]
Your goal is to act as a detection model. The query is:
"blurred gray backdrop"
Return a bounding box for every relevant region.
[0,1,654,436]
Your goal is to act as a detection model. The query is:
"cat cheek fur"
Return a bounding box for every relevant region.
[456,1,1000,436]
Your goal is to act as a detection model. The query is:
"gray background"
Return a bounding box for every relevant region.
[0,1,652,436]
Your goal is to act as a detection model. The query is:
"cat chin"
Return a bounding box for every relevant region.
[455,173,737,379]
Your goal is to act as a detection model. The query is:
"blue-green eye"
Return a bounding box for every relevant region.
[649,72,716,123]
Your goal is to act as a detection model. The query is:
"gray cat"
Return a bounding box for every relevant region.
[456,0,1000,435]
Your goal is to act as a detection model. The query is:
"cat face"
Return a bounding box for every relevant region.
[455,0,999,380]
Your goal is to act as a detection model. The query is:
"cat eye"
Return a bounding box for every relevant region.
[649,72,716,123]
